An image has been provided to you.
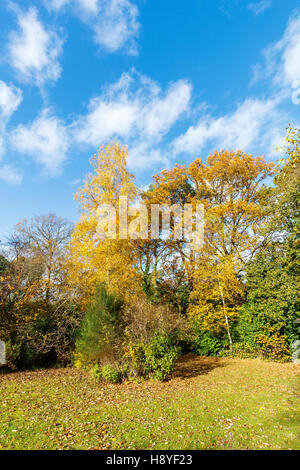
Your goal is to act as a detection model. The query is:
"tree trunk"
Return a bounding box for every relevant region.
[218,279,233,351]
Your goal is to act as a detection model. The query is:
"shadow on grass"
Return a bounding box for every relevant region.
[172,353,227,380]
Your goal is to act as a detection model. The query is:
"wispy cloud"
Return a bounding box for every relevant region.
[173,97,285,158]
[10,109,69,176]
[4,5,298,182]
[0,80,22,169]
[248,0,272,16]
[0,164,23,185]
[72,70,192,169]
[0,80,22,120]
[7,6,64,86]
[171,8,299,164]
[93,0,140,55]
[46,0,140,55]
[5,70,190,176]
[251,11,300,104]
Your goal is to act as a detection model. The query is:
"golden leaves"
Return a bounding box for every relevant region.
[68,143,142,301]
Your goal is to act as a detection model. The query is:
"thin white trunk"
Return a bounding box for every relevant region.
[218,278,233,351]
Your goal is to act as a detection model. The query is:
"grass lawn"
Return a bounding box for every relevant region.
[0,355,299,450]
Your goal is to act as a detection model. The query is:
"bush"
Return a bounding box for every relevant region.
[123,333,180,381]
[23,301,82,367]
[90,363,102,380]
[75,285,124,368]
[236,303,293,362]
[122,342,146,378]
[124,298,187,345]
[100,364,122,384]
[144,334,181,381]
[4,340,21,370]
[191,328,226,356]
[90,363,122,383]
[1,301,82,371]
[254,332,291,362]
[221,341,259,359]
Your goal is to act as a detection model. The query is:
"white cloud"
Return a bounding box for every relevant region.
[73,71,191,168]
[262,125,287,156]
[93,0,140,54]
[248,1,271,16]
[47,0,72,9]
[7,7,63,86]
[0,81,22,120]
[280,14,300,94]
[46,0,140,54]
[78,0,99,14]
[174,10,300,163]
[48,0,98,13]
[252,12,300,104]
[74,71,191,145]
[173,97,281,156]
[142,80,192,140]
[0,136,5,158]
[127,142,169,170]
[3,71,190,177]
[0,164,23,185]
[0,81,22,160]
[10,109,69,176]
[75,98,138,145]
[291,85,300,105]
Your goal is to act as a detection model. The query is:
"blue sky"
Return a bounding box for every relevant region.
[0,0,299,240]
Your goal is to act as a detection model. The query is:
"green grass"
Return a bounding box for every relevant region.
[0,355,299,450]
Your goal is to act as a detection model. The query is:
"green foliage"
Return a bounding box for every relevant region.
[236,233,299,360]
[100,364,122,384]
[236,257,298,362]
[235,141,300,362]
[75,285,124,368]
[90,363,101,380]
[144,334,181,381]
[192,329,225,356]
[123,333,181,381]
[4,339,21,370]
[90,363,122,383]
[222,341,259,359]
[0,255,9,274]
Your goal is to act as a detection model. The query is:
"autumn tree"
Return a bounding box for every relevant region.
[150,151,274,347]
[68,143,142,301]
[139,167,195,309]
[0,215,77,368]
[9,214,73,303]
[0,253,42,342]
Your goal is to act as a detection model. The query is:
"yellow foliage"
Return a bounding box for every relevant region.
[255,331,291,362]
[73,350,95,369]
[123,341,144,369]
[188,256,244,337]
[68,143,143,301]
[277,125,300,177]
